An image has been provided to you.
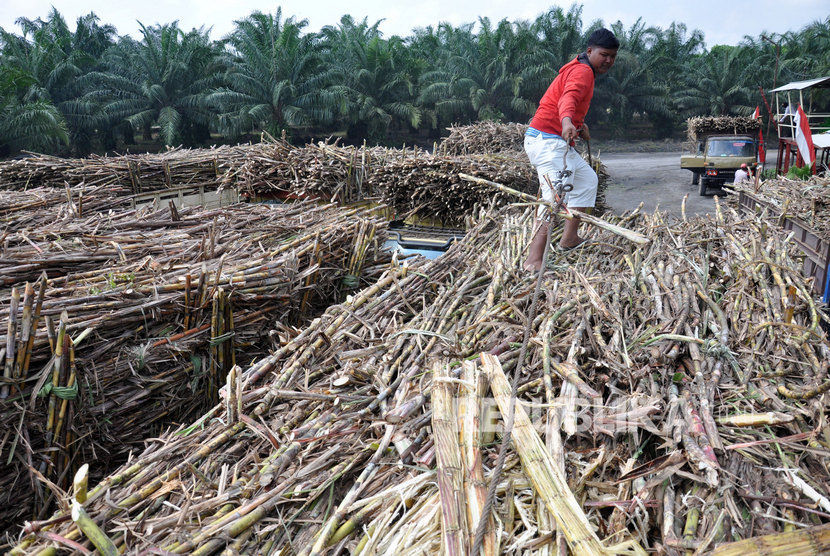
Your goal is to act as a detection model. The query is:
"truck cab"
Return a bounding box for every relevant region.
[681,134,759,195]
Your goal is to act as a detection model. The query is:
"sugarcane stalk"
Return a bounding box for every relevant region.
[216,287,226,386]
[328,499,385,546]
[431,360,468,556]
[482,353,645,556]
[710,522,830,555]
[51,336,77,445]
[210,290,220,400]
[549,359,601,399]
[662,482,677,544]
[73,463,89,504]
[71,500,118,556]
[45,312,68,442]
[716,412,794,427]
[458,360,496,555]
[224,292,235,370]
[300,231,322,314]
[458,173,649,244]
[1,286,19,399]
[13,282,35,379]
[683,486,702,551]
[183,272,192,330]
[226,365,238,425]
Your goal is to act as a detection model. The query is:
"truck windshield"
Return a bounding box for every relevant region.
[707,140,755,157]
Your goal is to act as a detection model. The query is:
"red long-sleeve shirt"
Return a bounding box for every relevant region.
[529,56,594,136]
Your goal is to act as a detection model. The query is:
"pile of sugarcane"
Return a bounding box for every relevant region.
[732,175,830,236]
[687,115,761,141]
[0,145,250,192]
[233,138,545,224]
[0,198,391,535]
[9,199,830,554]
[0,184,143,242]
[372,152,537,223]
[231,129,609,222]
[232,139,406,204]
[438,121,530,155]
[1,133,609,225]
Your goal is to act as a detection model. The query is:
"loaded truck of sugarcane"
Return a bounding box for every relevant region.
[680,116,761,195]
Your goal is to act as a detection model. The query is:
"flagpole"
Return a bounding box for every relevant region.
[752,106,766,181]
[761,35,781,145]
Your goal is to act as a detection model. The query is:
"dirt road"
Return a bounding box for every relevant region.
[602,151,727,218]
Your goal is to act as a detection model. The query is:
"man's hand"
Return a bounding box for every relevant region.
[561,117,578,142]
[579,123,591,141]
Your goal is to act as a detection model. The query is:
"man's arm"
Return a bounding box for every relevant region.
[557,66,593,142]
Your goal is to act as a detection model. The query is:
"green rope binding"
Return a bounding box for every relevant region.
[38,381,79,400]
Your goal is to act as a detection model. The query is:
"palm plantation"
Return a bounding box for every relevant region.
[0,6,828,155]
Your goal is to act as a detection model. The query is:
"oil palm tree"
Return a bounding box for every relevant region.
[532,4,585,70]
[779,18,830,82]
[88,22,221,147]
[592,50,672,136]
[418,18,542,126]
[587,19,672,136]
[0,9,115,153]
[0,67,68,153]
[209,9,343,140]
[319,15,421,141]
[674,46,755,117]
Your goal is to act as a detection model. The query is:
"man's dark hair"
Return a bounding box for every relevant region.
[587,28,620,49]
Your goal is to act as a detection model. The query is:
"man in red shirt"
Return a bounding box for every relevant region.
[523,28,619,271]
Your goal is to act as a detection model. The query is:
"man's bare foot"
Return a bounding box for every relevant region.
[523,257,543,272]
[557,237,588,251]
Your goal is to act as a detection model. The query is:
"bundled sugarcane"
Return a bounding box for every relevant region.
[0,145,252,192]
[371,151,537,224]
[9,198,830,554]
[438,121,530,155]
[0,200,392,535]
[687,115,761,141]
[232,138,410,204]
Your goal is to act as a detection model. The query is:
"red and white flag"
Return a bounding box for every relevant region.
[794,104,815,167]
[752,106,760,119]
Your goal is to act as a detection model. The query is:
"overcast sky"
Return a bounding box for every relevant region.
[1,0,827,48]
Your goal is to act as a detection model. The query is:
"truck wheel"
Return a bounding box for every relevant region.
[699,177,707,196]
[691,172,699,186]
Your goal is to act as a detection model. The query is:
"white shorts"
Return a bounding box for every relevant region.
[524,133,597,216]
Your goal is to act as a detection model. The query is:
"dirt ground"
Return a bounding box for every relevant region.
[601,150,778,219]
[603,151,721,219]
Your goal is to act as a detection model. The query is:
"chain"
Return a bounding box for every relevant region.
[543,147,573,225]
